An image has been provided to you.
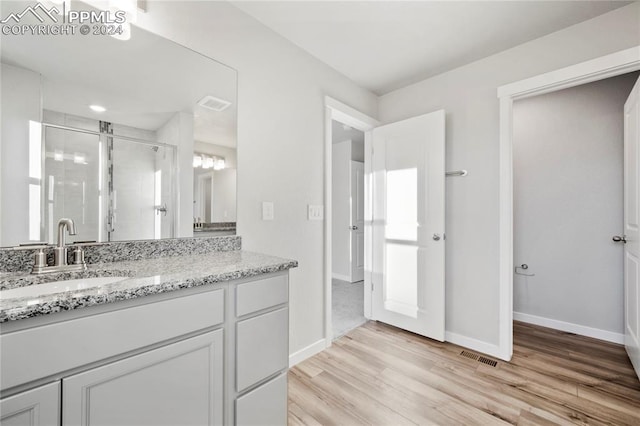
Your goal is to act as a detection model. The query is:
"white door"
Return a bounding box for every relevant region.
[370,110,445,341]
[624,77,640,380]
[351,161,365,282]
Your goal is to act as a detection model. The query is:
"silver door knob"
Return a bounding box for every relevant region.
[433,233,441,241]
[350,226,358,230]
[613,235,627,243]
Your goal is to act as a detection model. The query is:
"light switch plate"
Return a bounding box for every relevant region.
[262,202,274,220]
[308,205,324,220]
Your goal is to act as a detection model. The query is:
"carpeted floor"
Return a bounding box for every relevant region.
[332,278,366,339]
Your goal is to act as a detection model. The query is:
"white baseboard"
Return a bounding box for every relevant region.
[513,312,624,344]
[289,338,327,367]
[445,331,505,360]
[332,273,351,282]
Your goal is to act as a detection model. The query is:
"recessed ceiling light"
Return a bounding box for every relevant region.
[89,105,106,113]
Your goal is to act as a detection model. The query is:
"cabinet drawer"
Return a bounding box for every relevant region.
[1,288,224,391]
[235,373,287,426]
[236,274,288,317]
[236,307,288,392]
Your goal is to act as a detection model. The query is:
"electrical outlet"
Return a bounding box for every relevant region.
[308,205,324,220]
[262,202,274,220]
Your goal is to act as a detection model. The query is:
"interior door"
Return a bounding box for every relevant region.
[624,76,640,380]
[370,110,445,341]
[351,161,365,282]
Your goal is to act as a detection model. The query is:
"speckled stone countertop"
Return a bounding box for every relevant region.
[0,251,297,323]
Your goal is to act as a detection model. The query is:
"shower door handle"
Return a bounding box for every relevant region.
[155,204,168,216]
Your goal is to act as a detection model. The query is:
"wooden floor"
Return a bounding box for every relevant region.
[288,321,640,425]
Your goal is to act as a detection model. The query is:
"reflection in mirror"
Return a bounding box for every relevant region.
[0,1,237,247]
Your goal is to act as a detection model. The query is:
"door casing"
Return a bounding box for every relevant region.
[497,46,640,362]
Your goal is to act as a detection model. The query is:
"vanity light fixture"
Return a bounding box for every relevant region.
[213,159,226,171]
[202,156,215,169]
[89,105,106,113]
[193,153,226,170]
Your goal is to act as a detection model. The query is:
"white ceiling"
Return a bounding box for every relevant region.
[233,1,630,95]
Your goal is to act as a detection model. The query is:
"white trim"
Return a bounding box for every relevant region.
[324,96,378,348]
[289,338,327,367]
[331,273,351,282]
[445,332,502,360]
[497,46,640,363]
[514,312,625,345]
[499,47,640,99]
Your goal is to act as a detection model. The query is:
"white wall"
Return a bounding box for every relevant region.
[378,4,640,348]
[513,73,638,340]
[135,1,378,357]
[0,63,41,247]
[332,140,351,280]
[211,168,237,222]
[157,111,194,238]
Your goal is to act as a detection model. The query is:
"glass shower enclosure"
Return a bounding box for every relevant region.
[41,122,176,243]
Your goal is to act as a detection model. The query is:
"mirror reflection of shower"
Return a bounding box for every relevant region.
[40,111,177,243]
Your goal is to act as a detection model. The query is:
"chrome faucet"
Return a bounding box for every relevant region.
[54,218,77,267]
[28,218,87,274]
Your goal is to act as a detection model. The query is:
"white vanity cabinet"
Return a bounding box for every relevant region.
[233,275,289,425]
[62,329,224,426]
[0,382,60,426]
[0,271,291,426]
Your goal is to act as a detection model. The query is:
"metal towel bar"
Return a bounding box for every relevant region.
[446,170,468,177]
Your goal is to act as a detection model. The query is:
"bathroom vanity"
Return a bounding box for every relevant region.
[0,236,297,426]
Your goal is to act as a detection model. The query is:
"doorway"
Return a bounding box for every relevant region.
[497,47,640,365]
[323,97,378,346]
[331,119,366,338]
[513,72,639,346]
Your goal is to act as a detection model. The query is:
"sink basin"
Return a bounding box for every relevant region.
[0,276,129,300]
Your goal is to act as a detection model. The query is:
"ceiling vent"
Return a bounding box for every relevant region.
[197,95,231,112]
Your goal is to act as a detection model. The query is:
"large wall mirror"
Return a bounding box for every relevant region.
[0,1,237,247]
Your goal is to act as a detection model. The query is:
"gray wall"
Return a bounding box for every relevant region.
[379,3,640,347]
[513,72,639,338]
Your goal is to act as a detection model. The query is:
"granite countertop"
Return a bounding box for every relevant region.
[0,251,297,323]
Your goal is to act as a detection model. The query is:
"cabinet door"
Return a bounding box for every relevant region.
[62,329,223,426]
[235,373,287,426]
[0,381,60,426]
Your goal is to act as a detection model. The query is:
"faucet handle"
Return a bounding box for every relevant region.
[33,248,48,268]
[72,246,86,266]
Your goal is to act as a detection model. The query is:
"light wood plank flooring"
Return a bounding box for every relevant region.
[288,321,640,425]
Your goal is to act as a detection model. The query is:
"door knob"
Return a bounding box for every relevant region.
[433,233,441,241]
[613,235,627,243]
[350,226,358,230]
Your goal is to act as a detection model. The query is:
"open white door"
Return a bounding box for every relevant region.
[370,110,445,341]
[351,161,365,282]
[624,77,640,380]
